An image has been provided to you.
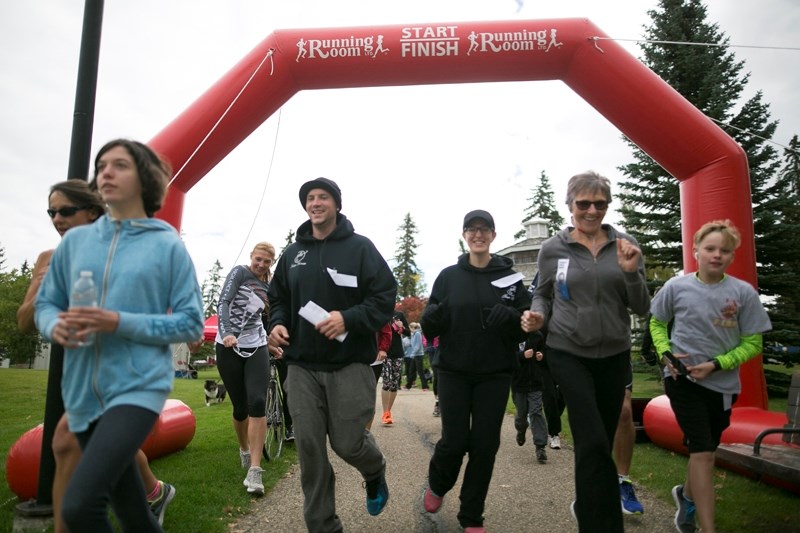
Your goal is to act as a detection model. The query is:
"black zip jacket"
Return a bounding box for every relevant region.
[511,331,545,393]
[268,214,397,371]
[421,253,531,375]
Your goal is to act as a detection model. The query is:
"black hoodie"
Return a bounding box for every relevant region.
[421,253,531,375]
[268,213,397,371]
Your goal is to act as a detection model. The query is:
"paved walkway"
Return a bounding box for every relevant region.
[229,388,678,533]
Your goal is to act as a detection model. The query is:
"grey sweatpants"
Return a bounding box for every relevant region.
[513,390,548,448]
[286,363,386,533]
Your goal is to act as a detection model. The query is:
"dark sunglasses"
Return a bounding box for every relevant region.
[47,206,90,219]
[574,200,610,211]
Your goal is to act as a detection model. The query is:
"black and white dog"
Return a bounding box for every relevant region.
[204,379,227,406]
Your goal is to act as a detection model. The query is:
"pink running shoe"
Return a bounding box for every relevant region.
[423,487,443,513]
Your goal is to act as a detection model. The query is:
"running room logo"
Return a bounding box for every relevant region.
[501,285,518,302]
[295,34,390,62]
[465,28,563,56]
[291,250,308,268]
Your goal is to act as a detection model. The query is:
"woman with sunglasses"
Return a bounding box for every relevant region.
[215,242,275,495]
[521,171,649,532]
[18,181,106,332]
[19,180,177,530]
[35,140,204,532]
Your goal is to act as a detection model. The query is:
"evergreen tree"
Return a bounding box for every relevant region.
[279,229,295,260]
[200,260,224,318]
[617,0,780,295]
[514,171,565,240]
[761,136,800,364]
[392,213,424,299]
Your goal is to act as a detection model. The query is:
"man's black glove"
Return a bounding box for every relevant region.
[421,301,448,337]
[485,303,521,330]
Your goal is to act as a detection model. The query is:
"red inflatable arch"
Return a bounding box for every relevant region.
[148,19,774,450]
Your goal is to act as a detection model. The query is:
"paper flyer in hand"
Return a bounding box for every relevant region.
[298,300,348,342]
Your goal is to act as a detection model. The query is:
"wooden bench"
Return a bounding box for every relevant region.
[715,372,800,492]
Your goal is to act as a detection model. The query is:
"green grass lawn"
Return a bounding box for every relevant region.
[0,368,295,533]
[1,364,798,532]
[570,363,800,532]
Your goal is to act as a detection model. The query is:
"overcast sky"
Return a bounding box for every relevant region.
[1,0,798,291]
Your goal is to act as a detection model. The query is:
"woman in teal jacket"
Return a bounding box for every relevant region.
[36,139,204,532]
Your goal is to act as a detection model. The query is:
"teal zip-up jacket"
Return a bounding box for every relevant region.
[35,214,204,433]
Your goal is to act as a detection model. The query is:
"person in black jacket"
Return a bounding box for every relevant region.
[420,209,531,533]
[268,178,397,532]
[512,330,549,464]
[526,274,565,451]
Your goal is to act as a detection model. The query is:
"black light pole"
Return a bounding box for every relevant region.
[16,0,104,520]
[67,0,104,181]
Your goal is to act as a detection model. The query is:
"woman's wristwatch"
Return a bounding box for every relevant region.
[712,358,723,371]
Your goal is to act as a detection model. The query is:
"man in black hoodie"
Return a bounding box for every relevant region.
[268,178,397,532]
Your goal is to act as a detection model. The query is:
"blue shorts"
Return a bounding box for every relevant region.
[665,376,735,453]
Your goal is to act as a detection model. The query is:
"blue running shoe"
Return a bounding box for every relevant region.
[672,484,697,532]
[620,479,644,515]
[365,474,389,516]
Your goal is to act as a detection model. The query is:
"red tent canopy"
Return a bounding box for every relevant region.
[203,315,218,342]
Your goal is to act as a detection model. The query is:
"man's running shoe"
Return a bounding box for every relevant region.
[549,435,562,449]
[244,466,264,496]
[620,478,644,514]
[432,403,440,417]
[365,474,389,516]
[148,481,176,526]
[672,484,697,532]
[516,429,526,446]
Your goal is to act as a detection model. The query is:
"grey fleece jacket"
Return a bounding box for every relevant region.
[531,225,649,358]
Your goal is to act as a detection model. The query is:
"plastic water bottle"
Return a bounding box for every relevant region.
[71,270,97,346]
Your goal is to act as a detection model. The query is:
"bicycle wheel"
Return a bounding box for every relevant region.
[264,377,285,461]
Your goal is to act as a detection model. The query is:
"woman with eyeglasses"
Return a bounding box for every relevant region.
[420,209,530,533]
[18,180,178,530]
[34,140,204,532]
[521,171,649,532]
[215,241,275,495]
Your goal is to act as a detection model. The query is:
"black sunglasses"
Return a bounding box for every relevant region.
[47,206,90,219]
[574,200,610,211]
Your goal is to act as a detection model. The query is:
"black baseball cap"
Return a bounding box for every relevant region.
[463,209,495,230]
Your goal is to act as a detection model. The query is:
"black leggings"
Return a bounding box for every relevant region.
[63,405,161,532]
[216,343,269,420]
[541,363,565,436]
